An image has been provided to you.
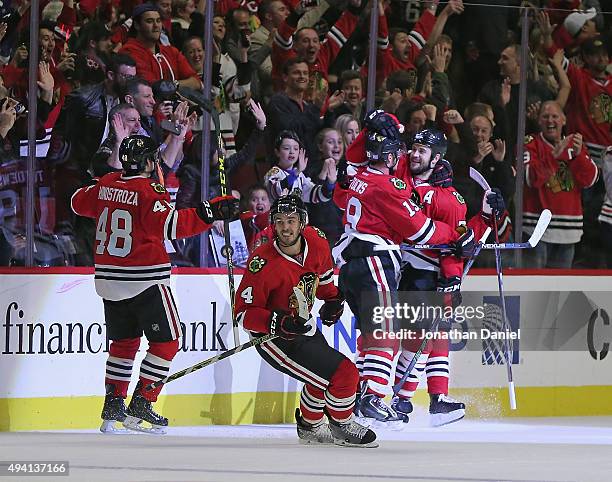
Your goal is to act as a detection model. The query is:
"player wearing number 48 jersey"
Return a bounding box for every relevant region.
[71,135,239,434]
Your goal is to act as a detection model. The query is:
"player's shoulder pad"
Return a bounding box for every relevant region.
[389,177,407,190]
[312,226,327,239]
[150,181,166,194]
[247,254,267,274]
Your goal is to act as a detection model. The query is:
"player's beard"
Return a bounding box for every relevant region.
[276,228,302,249]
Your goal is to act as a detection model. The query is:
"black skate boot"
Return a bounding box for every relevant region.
[429,393,465,427]
[295,409,334,445]
[100,384,128,433]
[124,382,168,434]
[358,394,402,428]
[328,415,378,448]
[390,396,413,423]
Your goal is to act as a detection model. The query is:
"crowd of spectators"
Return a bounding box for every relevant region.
[0,0,609,268]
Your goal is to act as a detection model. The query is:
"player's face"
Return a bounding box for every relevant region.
[320,130,343,162]
[275,138,300,169]
[410,143,434,175]
[274,213,302,247]
[249,189,271,214]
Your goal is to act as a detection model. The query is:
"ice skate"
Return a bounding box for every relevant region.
[429,393,465,427]
[123,383,168,434]
[391,396,413,423]
[358,394,403,429]
[100,384,128,433]
[295,409,334,445]
[328,415,378,448]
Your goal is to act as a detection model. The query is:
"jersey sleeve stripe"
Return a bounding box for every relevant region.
[406,218,435,244]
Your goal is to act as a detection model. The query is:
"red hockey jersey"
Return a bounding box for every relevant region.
[71,171,212,300]
[333,167,457,260]
[561,60,612,151]
[523,133,598,243]
[235,226,338,334]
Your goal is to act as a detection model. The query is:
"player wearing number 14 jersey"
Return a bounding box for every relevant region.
[71,135,239,433]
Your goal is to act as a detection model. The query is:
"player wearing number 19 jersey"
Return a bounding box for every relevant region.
[333,130,475,423]
[71,135,239,433]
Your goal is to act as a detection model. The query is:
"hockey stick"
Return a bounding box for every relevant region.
[399,209,551,252]
[391,228,491,397]
[208,109,240,348]
[144,288,310,391]
[468,167,516,410]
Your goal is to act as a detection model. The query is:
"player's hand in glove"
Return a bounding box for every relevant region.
[319,294,345,326]
[481,188,505,223]
[269,310,316,339]
[429,159,453,187]
[197,195,240,224]
[437,275,462,308]
[448,226,476,258]
[364,109,401,140]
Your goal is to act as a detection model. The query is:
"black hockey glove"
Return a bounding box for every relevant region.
[197,196,240,224]
[269,310,316,340]
[481,188,505,223]
[437,276,462,308]
[429,159,453,187]
[364,109,401,140]
[447,226,476,259]
[319,294,345,326]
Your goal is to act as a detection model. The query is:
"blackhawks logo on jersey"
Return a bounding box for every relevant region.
[524,135,534,145]
[289,272,319,310]
[248,255,267,273]
[390,177,407,190]
[313,227,326,239]
[150,182,166,194]
[452,191,466,204]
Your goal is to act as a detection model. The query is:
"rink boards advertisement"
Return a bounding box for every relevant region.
[1,271,612,430]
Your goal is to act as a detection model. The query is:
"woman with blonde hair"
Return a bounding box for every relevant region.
[334,114,360,150]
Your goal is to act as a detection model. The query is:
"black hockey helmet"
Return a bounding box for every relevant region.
[365,131,406,170]
[412,128,448,162]
[269,194,308,227]
[119,135,159,175]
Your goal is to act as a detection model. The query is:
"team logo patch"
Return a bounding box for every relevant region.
[313,227,326,239]
[248,255,267,273]
[452,191,466,204]
[524,135,534,144]
[290,272,319,311]
[150,182,166,193]
[389,177,406,191]
[390,177,406,190]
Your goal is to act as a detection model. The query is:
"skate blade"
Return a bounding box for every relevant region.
[366,418,404,431]
[430,409,465,427]
[333,438,379,448]
[123,415,167,434]
[100,420,129,434]
[298,438,334,445]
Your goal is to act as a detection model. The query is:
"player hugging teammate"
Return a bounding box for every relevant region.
[333,110,505,427]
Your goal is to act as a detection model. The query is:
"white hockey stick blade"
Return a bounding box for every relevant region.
[526,209,552,247]
[469,167,491,191]
[509,381,517,410]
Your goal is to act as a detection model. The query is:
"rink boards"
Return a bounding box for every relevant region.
[0,270,611,430]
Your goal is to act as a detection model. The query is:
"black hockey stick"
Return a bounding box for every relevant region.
[144,288,311,391]
[469,167,516,409]
[209,108,239,348]
[391,227,491,397]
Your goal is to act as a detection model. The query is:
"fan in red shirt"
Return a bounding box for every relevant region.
[120,3,202,90]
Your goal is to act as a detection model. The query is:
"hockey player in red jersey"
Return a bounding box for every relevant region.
[334,129,476,424]
[71,135,239,433]
[234,194,378,447]
[392,128,506,426]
